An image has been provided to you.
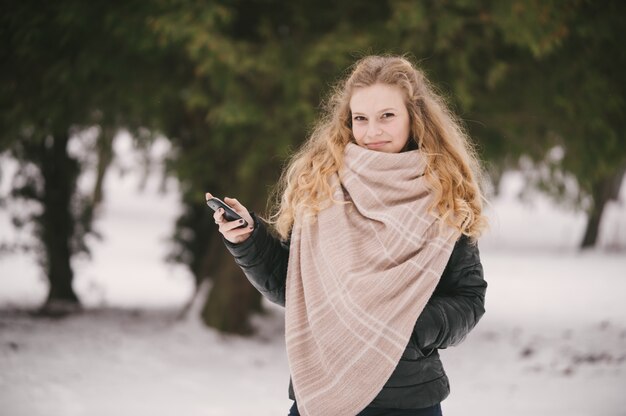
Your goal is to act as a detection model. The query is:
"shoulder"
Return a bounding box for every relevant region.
[447,234,481,272]
[435,234,484,292]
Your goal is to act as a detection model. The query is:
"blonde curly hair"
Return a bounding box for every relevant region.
[264,55,488,241]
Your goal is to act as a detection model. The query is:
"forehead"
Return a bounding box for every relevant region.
[349,83,406,112]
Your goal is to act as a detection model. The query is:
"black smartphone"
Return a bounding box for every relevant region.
[206,197,248,228]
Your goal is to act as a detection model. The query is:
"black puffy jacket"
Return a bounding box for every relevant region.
[223,212,487,410]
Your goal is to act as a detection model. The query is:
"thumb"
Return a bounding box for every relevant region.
[224,196,242,208]
[224,197,253,224]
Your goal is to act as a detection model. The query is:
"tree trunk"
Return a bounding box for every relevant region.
[581,168,626,248]
[199,171,279,334]
[40,132,81,310]
[92,127,115,209]
[201,231,262,335]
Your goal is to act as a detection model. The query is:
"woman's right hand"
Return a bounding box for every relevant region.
[205,192,255,244]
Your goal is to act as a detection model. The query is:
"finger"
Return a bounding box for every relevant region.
[205,192,213,201]
[223,197,244,211]
[220,218,248,232]
[213,207,225,222]
[223,197,252,221]
[224,224,254,239]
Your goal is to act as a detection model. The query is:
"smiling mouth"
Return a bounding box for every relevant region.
[365,141,389,148]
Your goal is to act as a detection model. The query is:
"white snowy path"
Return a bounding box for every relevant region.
[1,134,625,415]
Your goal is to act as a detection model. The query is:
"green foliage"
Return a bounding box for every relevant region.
[485,0,625,204]
[380,1,625,208]
[0,1,185,304]
[1,0,623,309]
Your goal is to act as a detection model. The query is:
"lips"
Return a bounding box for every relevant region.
[365,141,389,149]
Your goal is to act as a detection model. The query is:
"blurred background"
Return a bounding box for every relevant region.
[1,1,625,415]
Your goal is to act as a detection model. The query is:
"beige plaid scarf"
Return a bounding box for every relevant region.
[285,142,460,416]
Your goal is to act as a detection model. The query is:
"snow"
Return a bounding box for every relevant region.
[0,304,291,416]
[0,132,195,309]
[1,134,625,415]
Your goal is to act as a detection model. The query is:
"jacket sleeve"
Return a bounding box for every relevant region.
[412,235,487,352]
[222,212,290,307]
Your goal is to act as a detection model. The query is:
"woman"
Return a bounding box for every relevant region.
[206,55,488,416]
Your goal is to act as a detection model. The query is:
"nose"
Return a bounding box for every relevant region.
[366,121,383,137]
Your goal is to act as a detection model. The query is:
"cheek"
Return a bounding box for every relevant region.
[391,120,410,141]
[352,125,367,142]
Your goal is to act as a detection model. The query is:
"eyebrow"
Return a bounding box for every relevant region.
[351,107,398,115]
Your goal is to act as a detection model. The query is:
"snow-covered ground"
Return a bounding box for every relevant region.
[1,133,625,415]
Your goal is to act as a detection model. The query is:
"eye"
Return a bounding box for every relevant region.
[353,115,367,122]
[381,112,395,119]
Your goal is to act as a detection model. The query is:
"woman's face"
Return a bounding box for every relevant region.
[349,83,411,153]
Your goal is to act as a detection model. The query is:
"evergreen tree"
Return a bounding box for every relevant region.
[0,1,179,312]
